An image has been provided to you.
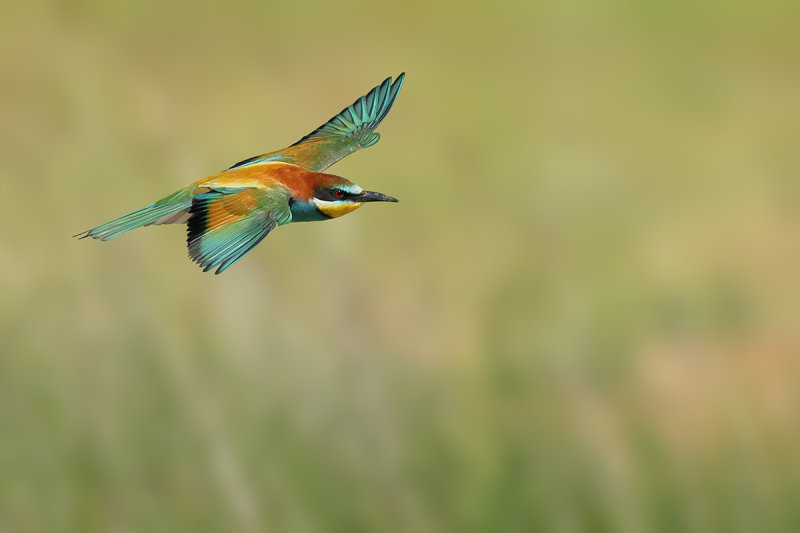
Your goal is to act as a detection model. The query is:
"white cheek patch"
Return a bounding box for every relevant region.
[312,199,342,209]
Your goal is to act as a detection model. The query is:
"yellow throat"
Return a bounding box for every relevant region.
[313,199,364,218]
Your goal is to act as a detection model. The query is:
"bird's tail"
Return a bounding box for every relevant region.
[75,189,193,241]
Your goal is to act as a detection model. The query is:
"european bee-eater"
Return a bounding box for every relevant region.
[77,73,404,274]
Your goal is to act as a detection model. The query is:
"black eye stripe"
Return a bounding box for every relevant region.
[314,188,353,201]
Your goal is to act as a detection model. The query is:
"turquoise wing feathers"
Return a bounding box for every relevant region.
[228,73,405,172]
[292,72,405,150]
[186,186,292,274]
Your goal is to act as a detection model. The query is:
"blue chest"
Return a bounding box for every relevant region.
[289,199,330,222]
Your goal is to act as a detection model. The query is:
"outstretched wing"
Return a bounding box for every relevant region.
[187,186,292,274]
[228,73,405,173]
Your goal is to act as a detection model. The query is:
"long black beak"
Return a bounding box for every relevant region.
[357,190,398,203]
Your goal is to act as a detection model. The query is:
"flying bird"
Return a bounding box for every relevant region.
[76,73,405,274]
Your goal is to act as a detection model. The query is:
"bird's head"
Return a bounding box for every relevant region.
[291,175,398,222]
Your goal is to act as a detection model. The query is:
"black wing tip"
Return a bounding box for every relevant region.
[73,230,103,240]
[390,73,405,92]
[378,73,404,93]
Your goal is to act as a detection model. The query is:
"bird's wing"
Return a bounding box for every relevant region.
[186,186,292,274]
[228,73,405,173]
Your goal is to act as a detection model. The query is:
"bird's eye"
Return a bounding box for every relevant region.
[333,189,345,199]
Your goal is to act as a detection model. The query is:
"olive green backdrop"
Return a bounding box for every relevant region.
[2,0,800,531]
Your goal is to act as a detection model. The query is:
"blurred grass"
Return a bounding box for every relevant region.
[2,0,800,531]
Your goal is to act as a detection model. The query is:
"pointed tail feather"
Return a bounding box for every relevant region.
[75,189,192,241]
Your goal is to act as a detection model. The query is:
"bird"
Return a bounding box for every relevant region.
[76,73,405,274]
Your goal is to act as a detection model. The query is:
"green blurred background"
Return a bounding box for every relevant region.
[2,0,800,531]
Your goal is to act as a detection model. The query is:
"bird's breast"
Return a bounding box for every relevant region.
[289,198,331,222]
